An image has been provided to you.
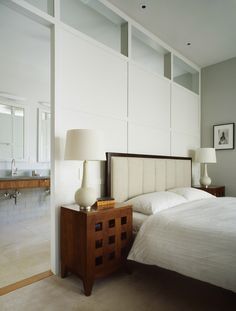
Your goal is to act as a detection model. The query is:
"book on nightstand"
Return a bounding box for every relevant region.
[95,197,115,210]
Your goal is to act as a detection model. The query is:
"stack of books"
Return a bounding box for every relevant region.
[96,197,115,210]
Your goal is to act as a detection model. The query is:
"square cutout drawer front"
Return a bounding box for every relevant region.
[60,203,133,296]
[91,208,132,273]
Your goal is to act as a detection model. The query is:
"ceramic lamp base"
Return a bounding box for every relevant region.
[200,176,211,188]
[200,163,212,188]
[75,187,97,209]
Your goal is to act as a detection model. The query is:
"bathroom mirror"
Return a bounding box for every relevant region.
[0,102,25,160]
[38,107,51,162]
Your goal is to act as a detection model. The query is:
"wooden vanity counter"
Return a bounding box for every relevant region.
[0,177,50,190]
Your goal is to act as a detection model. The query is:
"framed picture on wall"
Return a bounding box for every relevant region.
[213,123,235,150]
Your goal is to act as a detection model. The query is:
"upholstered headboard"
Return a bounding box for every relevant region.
[105,153,192,202]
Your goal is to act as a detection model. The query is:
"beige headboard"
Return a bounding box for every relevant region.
[105,153,192,202]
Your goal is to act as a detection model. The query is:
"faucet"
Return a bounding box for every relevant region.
[11,159,17,176]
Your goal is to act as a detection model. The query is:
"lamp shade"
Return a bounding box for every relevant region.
[195,148,216,163]
[64,129,106,161]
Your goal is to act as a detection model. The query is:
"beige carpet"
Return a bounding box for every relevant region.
[1,264,236,311]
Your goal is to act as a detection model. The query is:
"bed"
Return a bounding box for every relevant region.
[105,152,236,293]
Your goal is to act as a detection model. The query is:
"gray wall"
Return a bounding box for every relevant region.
[201,57,236,196]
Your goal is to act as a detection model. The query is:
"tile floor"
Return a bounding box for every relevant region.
[0,215,50,288]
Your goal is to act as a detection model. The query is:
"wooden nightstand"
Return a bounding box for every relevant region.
[193,185,225,197]
[60,203,133,296]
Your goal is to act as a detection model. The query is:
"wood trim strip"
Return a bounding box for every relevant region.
[0,270,53,296]
[0,178,50,190]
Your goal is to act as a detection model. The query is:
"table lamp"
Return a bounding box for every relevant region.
[195,148,216,188]
[64,129,106,209]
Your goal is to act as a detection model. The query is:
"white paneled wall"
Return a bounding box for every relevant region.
[171,83,200,184]
[128,123,170,155]
[59,30,127,120]
[128,63,171,155]
[55,29,128,205]
[55,28,200,205]
[171,84,200,137]
[171,132,200,156]
[129,64,170,128]
[171,84,200,156]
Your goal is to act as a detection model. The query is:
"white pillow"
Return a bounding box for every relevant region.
[168,187,215,201]
[125,191,187,215]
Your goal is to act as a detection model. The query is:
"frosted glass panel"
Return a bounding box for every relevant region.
[0,104,24,160]
[24,0,54,15]
[173,56,199,94]
[132,27,171,78]
[61,0,127,55]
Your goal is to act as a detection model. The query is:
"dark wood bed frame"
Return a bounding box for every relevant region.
[105,152,192,197]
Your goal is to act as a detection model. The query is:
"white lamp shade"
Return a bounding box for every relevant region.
[64,129,106,161]
[195,148,216,163]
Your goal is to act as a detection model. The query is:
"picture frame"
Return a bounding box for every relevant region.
[213,123,235,150]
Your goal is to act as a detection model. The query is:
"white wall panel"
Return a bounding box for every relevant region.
[59,30,127,119]
[171,132,200,157]
[55,107,127,159]
[128,123,170,155]
[129,63,170,129]
[54,106,127,203]
[171,131,200,185]
[172,84,200,136]
[171,84,200,185]
[55,29,128,209]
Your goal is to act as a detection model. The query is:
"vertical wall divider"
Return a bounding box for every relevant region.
[50,24,56,275]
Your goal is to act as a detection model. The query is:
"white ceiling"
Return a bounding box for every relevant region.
[107,0,236,67]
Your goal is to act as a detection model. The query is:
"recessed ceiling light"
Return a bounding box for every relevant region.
[140,4,147,10]
[186,42,191,46]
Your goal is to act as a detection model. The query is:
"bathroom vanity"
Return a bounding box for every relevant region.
[0,176,50,190]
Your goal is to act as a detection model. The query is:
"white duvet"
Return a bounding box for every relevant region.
[128,197,236,292]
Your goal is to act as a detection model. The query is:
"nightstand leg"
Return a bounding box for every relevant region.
[61,263,68,278]
[82,278,94,296]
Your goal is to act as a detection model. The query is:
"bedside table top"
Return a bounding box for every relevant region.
[61,202,132,214]
[193,185,225,189]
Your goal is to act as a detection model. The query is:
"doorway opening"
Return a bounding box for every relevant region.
[0,3,51,289]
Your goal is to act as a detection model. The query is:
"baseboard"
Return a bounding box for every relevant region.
[0,270,53,296]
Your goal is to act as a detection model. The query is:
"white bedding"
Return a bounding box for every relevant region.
[133,211,149,234]
[128,197,236,292]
